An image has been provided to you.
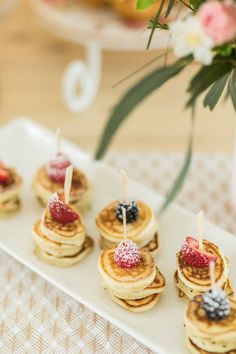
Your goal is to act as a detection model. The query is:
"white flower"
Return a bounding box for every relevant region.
[169,16,214,65]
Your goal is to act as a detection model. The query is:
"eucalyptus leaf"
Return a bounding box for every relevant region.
[203,74,229,111]
[159,118,194,213]
[136,0,155,10]
[165,0,175,17]
[95,56,192,160]
[186,62,233,108]
[228,69,236,112]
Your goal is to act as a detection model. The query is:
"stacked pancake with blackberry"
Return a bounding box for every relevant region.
[96,170,159,255]
[33,129,91,212]
[0,161,22,214]
[32,166,93,267]
[175,212,233,301]
[185,261,236,353]
[98,207,165,312]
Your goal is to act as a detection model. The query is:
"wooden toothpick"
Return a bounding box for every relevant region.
[197,211,204,250]
[64,165,73,204]
[122,207,127,240]
[121,169,129,203]
[56,128,61,155]
[209,261,215,291]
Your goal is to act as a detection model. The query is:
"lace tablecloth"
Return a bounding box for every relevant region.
[1,152,236,354]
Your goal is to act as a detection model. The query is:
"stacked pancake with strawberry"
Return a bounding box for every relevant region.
[33,151,91,212]
[185,273,236,353]
[32,192,93,267]
[175,236,233,300]
[0,161,22,214]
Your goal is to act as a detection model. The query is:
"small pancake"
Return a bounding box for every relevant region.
[98,248,156,292]
[32,221,83,257]
[187,337,236,354]
[41,210,85,239]
[104,266,165,299]
[174,271,234,301]
[96,200,157,244]
[177,240,228,291]
[0,197,21,214]
[107,292,161,312]
[100,232,160,255]
[33,166,91,211]
[185,295,236,338]
[185,295,236,353]
[0,168,22,202]
[34,236,93,267]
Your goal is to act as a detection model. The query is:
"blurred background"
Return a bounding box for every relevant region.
[0,0,235,155]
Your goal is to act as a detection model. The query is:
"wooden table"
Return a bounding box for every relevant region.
[0,0,235,156]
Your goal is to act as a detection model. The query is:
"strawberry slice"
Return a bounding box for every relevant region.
[0,162,9,184]
[181,236,217,268]
[48,193,79,224]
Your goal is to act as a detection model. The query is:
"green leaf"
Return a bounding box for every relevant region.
[159,115,194,213]
[136,0,155,10]
[189,0,204,10]
[203,74,229,111]
[228,69,236,112]
[186,62,233,108]
[165,0,175,17]
[95,56,193,160]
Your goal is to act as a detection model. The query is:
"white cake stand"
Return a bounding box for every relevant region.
[30,1,170,112]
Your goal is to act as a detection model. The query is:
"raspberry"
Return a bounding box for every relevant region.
[181,236,217,268]
[114,240,141,268]
[48,193,79,224]
[46,153,71,183]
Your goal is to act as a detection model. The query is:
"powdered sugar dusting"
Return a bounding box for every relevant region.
[48,192,79,224]
[46,153,72,183]
[114,240,141,268]
[181,236,217,268]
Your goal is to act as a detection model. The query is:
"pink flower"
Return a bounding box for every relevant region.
[198,0,236,45]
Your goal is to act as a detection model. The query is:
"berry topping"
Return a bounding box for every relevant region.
[116,200,139,224]
[48,193,79,224]
[202,289,230,321]
[0,162,10,184]
[114,240,141,268]
[46,153,72,183]
[181,237,218,268]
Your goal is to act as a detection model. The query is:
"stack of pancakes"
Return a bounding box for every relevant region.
[96,200,159,255]
[33,166,91,212]
[98,248,165,312]
[32,209,93,267]
[0,168,22,214]
[185,295,236,353]
[175,240,233,300]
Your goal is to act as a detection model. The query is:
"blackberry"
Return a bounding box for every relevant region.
[202,289,230,321]
[116,200,139,224]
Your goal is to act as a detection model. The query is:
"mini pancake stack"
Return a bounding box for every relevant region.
[96,199,159,255]
[184,261,236,354]
[33,130,91,212]
[0,162,22,214]
[98,203,165,312]
[32,192,93,267]
[98,239,165,312]
[32,165,93,267]
[175,236,233,301]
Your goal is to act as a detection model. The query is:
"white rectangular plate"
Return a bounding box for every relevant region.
[0,118,235,354]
